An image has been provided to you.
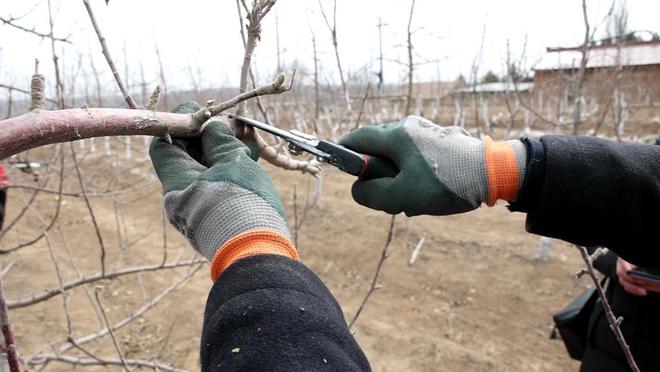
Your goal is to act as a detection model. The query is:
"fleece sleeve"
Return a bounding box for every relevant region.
[200,254,370,372]
[510,136,660,269]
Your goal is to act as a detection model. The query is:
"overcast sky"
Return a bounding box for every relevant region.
[1,0,658,96]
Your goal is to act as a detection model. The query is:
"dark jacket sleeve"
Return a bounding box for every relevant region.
[200,254,370,372]
[510,136,660,269]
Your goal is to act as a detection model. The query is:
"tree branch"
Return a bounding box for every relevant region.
[33,355,186,372]
[0,266,20,372]
[82,0,138,109]
[0,15,71,43]
[7,260,204,309]
[576,245,639,372]
[94,289,131,371]
[349,215,396,328]
[0,108,203,160]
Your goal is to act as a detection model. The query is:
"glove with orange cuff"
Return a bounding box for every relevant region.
[149,102,298,281]
[339,116,527,216]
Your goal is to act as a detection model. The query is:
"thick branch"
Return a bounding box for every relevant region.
[0,108,205,160]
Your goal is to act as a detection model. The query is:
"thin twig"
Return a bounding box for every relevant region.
[0,83,61,106]
[404,0,415,116]
[44,233,73,336]
[82,0,138,109]
[58,229,105,327]
[0,149,64,254]
[47,0,65,109]
[349,215,396,328]
[235,0,273,124]
[0,262,15,279]
[318,0,352,117]
[6,179,157,198]
[0,15,71,43]
[576,245,639,372]
[190,72,293,125]
[293,185,299,248]
[160,210,168,267]
[0,180,46,241]
[70,143,107,275]
[32,355,187,372]
[94,288,131,371]
[36,263,203,363]
[7,259,204,309]
[353,82,372,130]
[408,234,426,265]
[0,264,20,372]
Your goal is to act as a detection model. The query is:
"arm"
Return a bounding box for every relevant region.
[201,255,369,371]
[339,117,659,268]
[511,136,660,268]
[150,102,369,371]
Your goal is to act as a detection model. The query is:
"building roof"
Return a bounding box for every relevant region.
[450,81,533,94]
[535,40,660,71]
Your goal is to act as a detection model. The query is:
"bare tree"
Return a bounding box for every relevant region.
[571,0,591,134]
[318,0,353,118]
[469,25,486,137]
[404,0,416,116]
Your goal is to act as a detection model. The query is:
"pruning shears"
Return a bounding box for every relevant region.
[229,115,399,179]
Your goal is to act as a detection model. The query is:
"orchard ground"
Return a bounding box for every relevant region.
[2,147,589,371]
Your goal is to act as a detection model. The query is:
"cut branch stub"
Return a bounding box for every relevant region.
[30,74,46,111]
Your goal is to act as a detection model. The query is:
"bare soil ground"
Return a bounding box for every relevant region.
[2,152,590,371]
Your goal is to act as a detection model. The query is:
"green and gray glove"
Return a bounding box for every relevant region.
[339,116,527,216]
[149,102,298,280]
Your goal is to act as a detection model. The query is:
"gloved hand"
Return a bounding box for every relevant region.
[150,102,297,280]
[339,116,527,216]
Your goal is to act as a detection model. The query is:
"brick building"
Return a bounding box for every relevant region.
[533,40,660,108]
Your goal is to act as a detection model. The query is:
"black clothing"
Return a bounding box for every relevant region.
[580,251,660,372]
[511,136,660,268]
[200,136,659,371]
[0,188,6,231]
[201,254,370,371]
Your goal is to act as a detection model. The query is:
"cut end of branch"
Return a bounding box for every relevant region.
[30,73,46,111]
[273,72,286,89]
[146,85,161,111]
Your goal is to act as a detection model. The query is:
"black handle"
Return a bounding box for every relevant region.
[359,154,399,179]
[316,140,398,180]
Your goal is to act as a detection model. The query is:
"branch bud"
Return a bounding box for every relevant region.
[273,72,286,89]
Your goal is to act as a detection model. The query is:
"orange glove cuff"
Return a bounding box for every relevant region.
[484,136,522,206]
[209,230,299,281]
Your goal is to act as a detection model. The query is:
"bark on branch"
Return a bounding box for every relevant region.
[0,108,205,160]
[0,72,296,160]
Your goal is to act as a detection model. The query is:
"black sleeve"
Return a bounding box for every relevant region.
[200,254,370,372]
[510,136,660,269]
